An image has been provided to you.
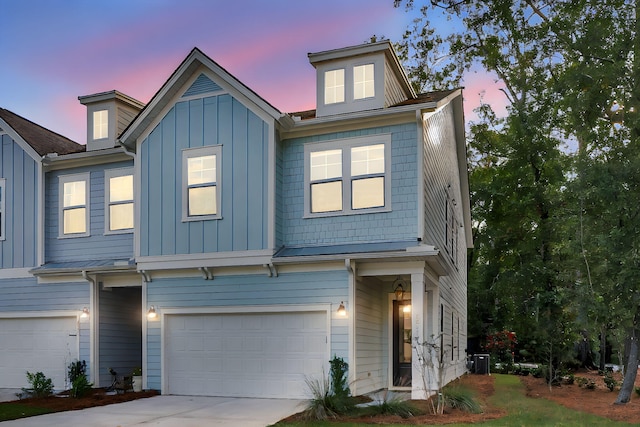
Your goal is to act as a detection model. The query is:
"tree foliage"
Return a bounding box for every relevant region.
[395,0,639,402]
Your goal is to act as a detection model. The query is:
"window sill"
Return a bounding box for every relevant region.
[182,215,222,222]
[58,233,91,239]
[303,205,391,219]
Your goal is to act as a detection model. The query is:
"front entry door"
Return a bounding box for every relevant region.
[392,300,412,387]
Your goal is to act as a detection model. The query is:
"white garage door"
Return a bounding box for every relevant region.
[0,316,79,389]
[165,311,327,398]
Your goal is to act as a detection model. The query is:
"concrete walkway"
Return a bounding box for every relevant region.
[1,395,305,427]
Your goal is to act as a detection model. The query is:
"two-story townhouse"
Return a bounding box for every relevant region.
[0,40,471,400]
[117,41,472,399]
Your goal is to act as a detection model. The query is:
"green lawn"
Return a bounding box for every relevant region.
[271,374,635,426]
[0,403,53,422]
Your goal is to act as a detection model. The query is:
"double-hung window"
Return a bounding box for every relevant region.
[105,168,134,233]
[305,135,391,217]
[59,173,90,237]
[182,146,222,221]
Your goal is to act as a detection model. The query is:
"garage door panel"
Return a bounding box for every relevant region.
[165,311,327,398]
[0,317,79,389]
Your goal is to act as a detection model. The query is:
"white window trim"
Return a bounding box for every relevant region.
[304,134,392,218]
[58,172,91,238]
[182,145,222,222]
[104,167,134,235]
[93,109,109,140]
[353,63,375,101]
[0,178,5,241]
[323,67,346,106]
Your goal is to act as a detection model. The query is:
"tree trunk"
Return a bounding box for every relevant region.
[615,329,638,404]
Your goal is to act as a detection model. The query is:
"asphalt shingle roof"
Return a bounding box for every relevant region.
[0,108,85,156]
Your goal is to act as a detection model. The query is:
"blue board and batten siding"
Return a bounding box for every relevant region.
[145,270,349,390]
[45,161,134,262]
[0,134,38,268]
[279,123,418,246]
[139,94,270,257]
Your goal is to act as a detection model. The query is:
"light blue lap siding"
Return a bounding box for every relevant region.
[45,161,134,262]
[140,94,270,257]
[279,123,418,246]
[144,270,349,390]
[0,134,39,268]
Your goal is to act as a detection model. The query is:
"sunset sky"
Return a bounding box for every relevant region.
[1,0,505,144]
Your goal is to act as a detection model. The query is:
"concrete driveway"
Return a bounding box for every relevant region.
[0,395,306,427]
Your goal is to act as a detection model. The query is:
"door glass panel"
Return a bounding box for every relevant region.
[393,299,412,387]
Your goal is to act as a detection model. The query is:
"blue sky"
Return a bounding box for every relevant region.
[1,0,502,143]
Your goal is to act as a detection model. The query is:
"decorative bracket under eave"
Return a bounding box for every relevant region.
[139,270,152,283]
[264,263,278,277]
[199,267,214,280]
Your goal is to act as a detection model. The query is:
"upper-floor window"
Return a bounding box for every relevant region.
[93,110,108,140]
[105,168,134,233]
[324,69,345,104]
[304,134,391,217]
[353,63,375,100]
[59,173,90,237]
[0,178,5,241]
[182,146,222,221]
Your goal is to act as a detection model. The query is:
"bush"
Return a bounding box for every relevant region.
[22,371,54,398]
[603,372,617,392]
[329,356,349,398]
[443,386,482,414]
[68,360,92,398]
[635,386,640,397]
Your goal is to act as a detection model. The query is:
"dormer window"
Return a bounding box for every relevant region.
[354,64,375,100]
[324,69,345,104]
[93,110,108,140]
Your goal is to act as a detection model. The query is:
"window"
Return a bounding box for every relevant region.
[182,146,222,221]
[0,179,5,241]
[304,135,391,217]
[59,173,90,237]
[354,63,375,99]
[105,168,133,233]
[93,110,108,140]
[324,69,345,104]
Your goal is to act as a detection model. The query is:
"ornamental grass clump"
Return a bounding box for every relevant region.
[302,356,355,420]
[442,385,482,414]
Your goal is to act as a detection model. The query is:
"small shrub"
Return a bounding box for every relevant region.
[603,372,618,392]
[586,379,597,390]
[22,371,54,398]
[634,386,640,397]
[68,360,87,384]
[563,374,575,385]
[443,385,482,414]
[576,376,588,388]
[329,355,349,398]
[70,375,93,398]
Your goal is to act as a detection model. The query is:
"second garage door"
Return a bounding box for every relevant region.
[0,316,79,389]
[165,311,327,398]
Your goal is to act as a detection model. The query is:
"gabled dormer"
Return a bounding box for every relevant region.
[308,40,416,118]
[78,91,144,151]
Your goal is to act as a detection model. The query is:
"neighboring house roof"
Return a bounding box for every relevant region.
[288,89,460,121]
[120,47,283,148]
[0,108,85,156]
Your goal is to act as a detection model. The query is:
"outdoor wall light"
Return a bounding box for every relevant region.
[393,276,406,300]
[80,307,89,318]
[337,302,347,317]
[403,304,412,313]
[147,306,157,320]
